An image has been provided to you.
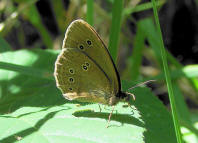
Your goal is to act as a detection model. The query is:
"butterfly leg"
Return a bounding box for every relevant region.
[104,105,118,114]
[106,105,115,128]
[98,104,102,112]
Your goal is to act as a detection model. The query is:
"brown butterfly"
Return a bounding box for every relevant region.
[54,19,139,127]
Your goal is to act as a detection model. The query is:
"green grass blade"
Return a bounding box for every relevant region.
[151,0,183,142]
[142,18,198,97]
[0,0,38,36]
[172,83,198,137]
[167,51,198,93]
[86,0,94,26]
[172,82,191,123]
[23,5,53,49]
[0,61,53,80]
[108,0,124,63]
[0,36,12,52]
[150,65,198,80]
[139,18,163,68]
[51,0,66,33]
[129,20,145,80]
[123,0,165,16]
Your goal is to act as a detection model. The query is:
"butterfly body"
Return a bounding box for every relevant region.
[54,19,131,106]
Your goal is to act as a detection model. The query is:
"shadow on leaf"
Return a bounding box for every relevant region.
[0,108,68,143]
[72,109,144,128]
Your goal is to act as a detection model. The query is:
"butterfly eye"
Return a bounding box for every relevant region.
[87,40,92,45]
[68,87,73,91]
[82,65,88,71]
[69,68,74,74]
[85,62,90,67]
[79,45,84,50]
[68,77,74,83]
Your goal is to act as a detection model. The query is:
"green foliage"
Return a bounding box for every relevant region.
[0,0,198,143]
[0,49,177,142]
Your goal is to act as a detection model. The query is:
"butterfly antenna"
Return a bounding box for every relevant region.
[106,105,115,128]
[128,80,156,90]
[125,92,136,100]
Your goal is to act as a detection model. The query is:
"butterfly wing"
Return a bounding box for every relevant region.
[54,19,120,104]
[55,48,112,104]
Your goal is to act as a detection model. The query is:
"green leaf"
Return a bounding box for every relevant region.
[151,0,183,142]
[0,49,176,142]
[0,49,61,114]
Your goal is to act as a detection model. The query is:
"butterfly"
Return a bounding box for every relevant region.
[54,19,135,127]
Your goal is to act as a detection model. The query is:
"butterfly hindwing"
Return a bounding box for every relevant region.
[54,48,113,104]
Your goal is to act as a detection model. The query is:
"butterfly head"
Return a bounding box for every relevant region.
[110,80,155,105]
[109,91,135,106]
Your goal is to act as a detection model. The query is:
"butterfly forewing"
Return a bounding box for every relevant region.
[63,20,120,95]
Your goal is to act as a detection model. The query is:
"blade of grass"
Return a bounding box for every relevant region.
[142,18,198,100]
[123,0,165,16]
[129,20,146,80]
[23,4,53,49]
[51,0,66,33]
[0,61,53,80]
[151,0,183,142]
[150,64,198,80]
[94,2,111,22]
[140,18,163,68]
[108,0,124,63]
[0,36,12,52]
[172,82,198,136]
[141,17,198,123]
[172,82,191,122]
[0,0,38,36]
[86,0,94,26]
[167,51,198,91]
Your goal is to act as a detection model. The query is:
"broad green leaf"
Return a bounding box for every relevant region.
[0,49,177,143]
